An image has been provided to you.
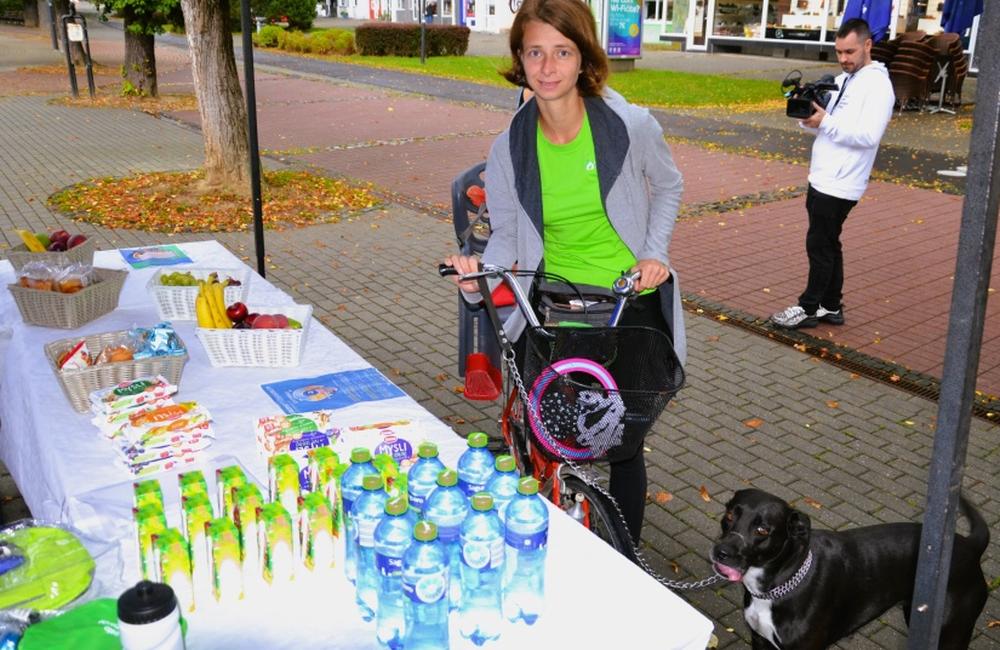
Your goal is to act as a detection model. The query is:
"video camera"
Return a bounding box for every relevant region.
[782,70,839,119]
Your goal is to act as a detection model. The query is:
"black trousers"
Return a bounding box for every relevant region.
[798,185,858,314]
[514,288,672,545]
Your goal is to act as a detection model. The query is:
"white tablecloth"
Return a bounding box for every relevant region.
[0,240,713,649]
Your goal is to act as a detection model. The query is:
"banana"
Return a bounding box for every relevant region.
[16,229,47,253]
[210,281,231,328]
[195,294,214,328]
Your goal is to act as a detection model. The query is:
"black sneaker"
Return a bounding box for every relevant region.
[817,305,845,325]
[771,305,818,329]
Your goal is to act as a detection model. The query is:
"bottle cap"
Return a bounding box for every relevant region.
[495,455,516,473]
[437,468,458,487]
[414,521,438,542]
[350,447,371,464]
[117,580,177,625]
[467,432,488,449]
[517,476,539,496]
[471,493,494,511]
[385,495,408,515]
[417,442,439,459]
[362,474,383,490]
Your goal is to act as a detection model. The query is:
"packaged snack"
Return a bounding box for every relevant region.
[299,492,336,572]
[215,465,247,518]
[134,504,167,581]
[16,261,56,291]
[132,479,164,511]
[53,262,94,294]
[92,398,175,439]
[258,502,295,585]
[178,470,210,504]
[56,339,91,371]
[207,518,243,603]
[153,529,194,613]
[89,376,177,414]
[268,454,300,517]
[129,323,186,360]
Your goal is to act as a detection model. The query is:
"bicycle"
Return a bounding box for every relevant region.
[440,262,683,565]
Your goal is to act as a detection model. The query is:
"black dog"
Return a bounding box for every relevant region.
[711,489,989,649]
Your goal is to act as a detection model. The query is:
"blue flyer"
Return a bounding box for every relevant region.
[119,245,192,269]
[261,369,406,414]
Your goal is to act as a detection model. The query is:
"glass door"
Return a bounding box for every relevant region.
[687,0,711,50]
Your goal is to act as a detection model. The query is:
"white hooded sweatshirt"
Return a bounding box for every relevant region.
[805,61,894,201]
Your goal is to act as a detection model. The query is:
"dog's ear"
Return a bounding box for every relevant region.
[787,509,811,541]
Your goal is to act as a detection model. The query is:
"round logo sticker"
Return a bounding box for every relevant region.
[462,541,490,570]
[416,573,446,603]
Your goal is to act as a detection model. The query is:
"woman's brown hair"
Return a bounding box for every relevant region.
[501,0,609,97]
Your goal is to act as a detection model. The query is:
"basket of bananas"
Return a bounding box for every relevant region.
[146,268,250,321]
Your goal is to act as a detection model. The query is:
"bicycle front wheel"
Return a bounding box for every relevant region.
[561,475,638,564]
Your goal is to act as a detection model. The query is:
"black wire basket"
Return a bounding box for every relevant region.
[522,325,684,463]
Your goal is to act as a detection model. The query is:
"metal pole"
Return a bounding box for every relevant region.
[80,15,95,99]
[47,1,58,49]
[239,0,267,278]
[61,14,78,98]
[907,4,1000,649]
[420,0,426,64]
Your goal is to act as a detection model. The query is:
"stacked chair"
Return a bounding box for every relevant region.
[874,30,968,114]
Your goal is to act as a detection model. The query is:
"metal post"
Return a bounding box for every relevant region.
[420,0,427,64]
[79,14,95,99]
[240,0,266,278]
[60,13,78,98]
[47,1,57,49]
[907,3,999,649]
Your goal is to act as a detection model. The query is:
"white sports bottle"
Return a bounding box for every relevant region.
[117,580,185,650]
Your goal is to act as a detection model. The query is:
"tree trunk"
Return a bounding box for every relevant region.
[179,0,250,194]
[51,0,85,64]
[23,0,39,28]
[122,14,158,97]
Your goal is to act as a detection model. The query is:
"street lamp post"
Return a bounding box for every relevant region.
[239,0,266,278]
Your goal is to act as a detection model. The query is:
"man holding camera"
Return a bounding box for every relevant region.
[771,18,894,330]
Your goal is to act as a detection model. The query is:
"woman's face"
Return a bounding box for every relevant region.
[520,20,582,103]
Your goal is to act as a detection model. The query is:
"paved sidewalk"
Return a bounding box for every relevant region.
[0,19,997,648]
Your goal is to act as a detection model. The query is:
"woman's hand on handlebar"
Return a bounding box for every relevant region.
[631,259,670,292]
[443,254,481,293]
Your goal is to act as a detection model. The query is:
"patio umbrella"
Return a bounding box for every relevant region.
[841,0,892,42]
[941,0,983,35]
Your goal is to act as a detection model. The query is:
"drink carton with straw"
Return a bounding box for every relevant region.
[215,465,247,518]
[134,504,167,581]
[208,517,243,603]
[269,454,300,517]
[154,528,194,612]
[258,502,295,585]
[299,491,336,572]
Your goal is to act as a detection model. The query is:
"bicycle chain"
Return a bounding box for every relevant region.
[502,347,726,592]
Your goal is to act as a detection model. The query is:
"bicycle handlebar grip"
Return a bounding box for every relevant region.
[438,263,459,277]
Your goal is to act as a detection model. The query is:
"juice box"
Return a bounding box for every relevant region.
[299,491,335,572]
[133,479,164,511]
[374,453,408,501]
[255,411,339,490]
[258,502,295,585]
[268,454,300,517]
[178,470,210,503]
[134,504,167,581]
[232,483,264,593]
[308,447,340,502]
[182,493,214,602]
[154,528,194,612]
[207,517,243,603]
[215,465,247,518]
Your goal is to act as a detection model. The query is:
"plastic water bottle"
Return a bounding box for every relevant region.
[341,447,379,584]
[457,432,496,497]
[353,474,388,622]
[375,495,417,649]
[422,468,469,610]
[458,493,505,646]
[402,521,450,650]
[503,477,549,625]
[485,454,520,522]
[407,442,446,515]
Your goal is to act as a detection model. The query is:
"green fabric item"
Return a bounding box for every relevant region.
[537,113,637,290]
[0,525,95,610]
[19,598,120,650]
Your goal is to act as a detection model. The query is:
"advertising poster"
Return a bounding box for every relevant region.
[119,244,192,269]
[606,0,642,58]
[261,369,405,414]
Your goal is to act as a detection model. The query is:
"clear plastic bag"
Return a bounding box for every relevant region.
[0,519,97,611]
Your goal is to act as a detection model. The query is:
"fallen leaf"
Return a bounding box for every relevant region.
[699,485,712,502]
[793,343,807,352]
[454,418,466,425]
[390,368,401,377]
[706,335,720,342]
[826,400,839,409]
[803,497,823,509]
[987,619,999,628]
[890,374,901,382]
[670,560,681,574]
[717,314,729,322]
[655,491,673,504]
[762,287,771,293]
[452,386,464,394]
[850,373,860,380]
[743,417,764,429]
[434,373,448,382]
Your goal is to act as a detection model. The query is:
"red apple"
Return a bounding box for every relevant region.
[67,234,87,249]
[245,313,260,327]
[47,240,68,252]
[252,314,278,329]
[50,230,70,244]
[226,302,249,324]
[274,314,289,329]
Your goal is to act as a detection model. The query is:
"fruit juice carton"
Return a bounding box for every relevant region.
[338,418,421,471]
[258,502,295,585]
[308,447,340,499]
[268,453,300,517]
[134,504,167,581]
[207,517,244,603]
[215,465,247,517]
[178,470,210,503]
[133,478,164,511]
[232,483,265,594]
[299,491,336,572]
[153,528,194,613]
[374,453,408,501]
[89,375,178,415]
[255,412,340,490]
[182,493,215,603]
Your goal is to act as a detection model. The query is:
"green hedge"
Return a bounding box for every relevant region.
[252,26,355,55]
[355,23,469,57]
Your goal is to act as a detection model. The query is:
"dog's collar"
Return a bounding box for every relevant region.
[747,550,813,601]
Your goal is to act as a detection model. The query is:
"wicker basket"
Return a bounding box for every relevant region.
[6,239,96,273]
[195,304,312,367]
[8,268,128,329]
[147,268,251,321]
[45,330,189,413]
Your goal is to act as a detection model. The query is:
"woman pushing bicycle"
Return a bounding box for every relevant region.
[444,0,686,545]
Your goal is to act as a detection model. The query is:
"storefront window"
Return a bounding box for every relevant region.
[765,0,824,41]
[713,0,763,38]
[646,0,671,22]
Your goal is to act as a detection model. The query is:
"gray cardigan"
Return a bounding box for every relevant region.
[477,88,687,365]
